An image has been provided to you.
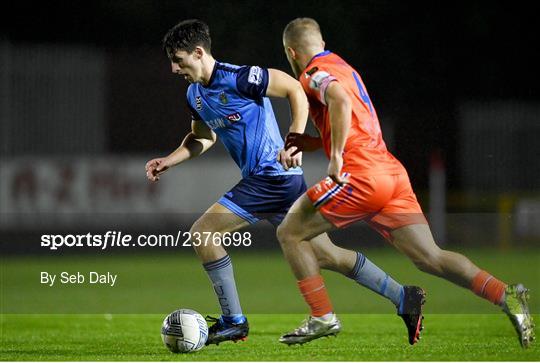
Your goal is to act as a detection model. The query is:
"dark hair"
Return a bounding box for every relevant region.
[162,19,211,58]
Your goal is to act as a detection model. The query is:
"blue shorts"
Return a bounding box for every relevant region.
[217,174,307,227]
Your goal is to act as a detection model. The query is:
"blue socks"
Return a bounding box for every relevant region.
[204,252,404,320]
[203,255,246,324]
[347,252,404,307]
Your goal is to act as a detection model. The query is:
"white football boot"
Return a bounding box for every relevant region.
[279,314,341,345]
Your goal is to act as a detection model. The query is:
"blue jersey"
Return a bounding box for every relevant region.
[186,61,302,178]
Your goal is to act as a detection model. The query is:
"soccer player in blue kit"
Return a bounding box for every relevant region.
[146,19,425,346]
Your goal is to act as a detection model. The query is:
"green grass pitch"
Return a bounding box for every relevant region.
[1,248,539,360]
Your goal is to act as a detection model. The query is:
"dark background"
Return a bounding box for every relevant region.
[3,0,538,190]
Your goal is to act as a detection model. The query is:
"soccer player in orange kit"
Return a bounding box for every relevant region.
[276,17,534,348]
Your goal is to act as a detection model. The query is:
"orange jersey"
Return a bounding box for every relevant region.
[299,51,405,175]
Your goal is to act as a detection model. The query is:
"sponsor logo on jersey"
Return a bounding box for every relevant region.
[206,117,228,129]
[248,66,263,85]
[226,112,242,122]
[195,96,203,110]
[206,112,241,129]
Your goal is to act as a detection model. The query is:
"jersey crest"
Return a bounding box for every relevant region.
[219,91,228,104]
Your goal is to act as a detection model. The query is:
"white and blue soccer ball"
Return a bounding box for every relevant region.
[161,309,208,353]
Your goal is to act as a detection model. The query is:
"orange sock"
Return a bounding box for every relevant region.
[471,270,507,305]
[298,275,333,317]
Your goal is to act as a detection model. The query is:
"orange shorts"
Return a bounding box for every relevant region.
[306,172,428,240]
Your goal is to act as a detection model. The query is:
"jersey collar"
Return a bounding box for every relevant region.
[203,61,219,88]
[306,50,331,68]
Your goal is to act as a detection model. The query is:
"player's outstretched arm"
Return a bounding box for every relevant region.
[145,120,216,182]
[325,81,351,185]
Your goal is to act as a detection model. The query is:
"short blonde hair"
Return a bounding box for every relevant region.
[283,17,324,52]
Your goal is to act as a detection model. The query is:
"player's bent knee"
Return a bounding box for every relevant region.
[276,224,288,245]
[276,223,298,246]
[189,223,222,252]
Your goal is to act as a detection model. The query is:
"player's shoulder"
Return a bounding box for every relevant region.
[300,64,335,92]
[209,61,269,99]
[216,62,265,83]
[196,61,241,91]
[302,52,352,86]
[215,61,243,75]
[305,52,343,74]
[210,61,244,90]
[300,64,328,83]
[231,63,269,99]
